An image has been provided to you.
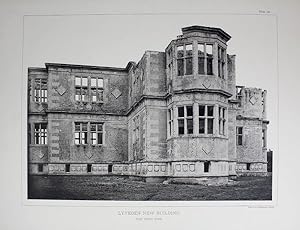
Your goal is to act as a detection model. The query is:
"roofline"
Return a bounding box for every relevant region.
[181,25,231,41]
[45,62,133,72]
[28,67,47,72]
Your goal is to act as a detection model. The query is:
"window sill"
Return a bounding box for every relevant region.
[168,134,227,140]
[75,101,104,104]
[197,74,215,77]
[75,101,89,104]
[34,102,48,105]
[91,101,104,104]
[75,144,104,147]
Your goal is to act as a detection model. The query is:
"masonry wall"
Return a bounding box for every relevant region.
[235,119,267,175]
[127,101,147,162]
[144,51,167,97]
[236,86,267,164]
[27,34,268,179]
[47,113,128,163]
[47,66,129,115]
[235,87,267,175]
[227,103,237,175]
[128,55,147,107]
[227,55,236,99]
[236,119,264,162]
[237,87,265,119]
[145,100,168,161]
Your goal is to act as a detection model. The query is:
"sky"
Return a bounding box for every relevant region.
[23,14,278,151]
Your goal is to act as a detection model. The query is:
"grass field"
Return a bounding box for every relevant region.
[28,175,272,200]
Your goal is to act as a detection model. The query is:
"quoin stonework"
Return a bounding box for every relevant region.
[27,25,269,184]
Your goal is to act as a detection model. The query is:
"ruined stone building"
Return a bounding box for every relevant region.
[27,25,269,184]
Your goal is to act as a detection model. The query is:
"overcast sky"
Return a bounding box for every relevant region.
[23,14,278,151]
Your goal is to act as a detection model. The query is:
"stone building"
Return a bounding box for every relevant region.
[27,25,269,184]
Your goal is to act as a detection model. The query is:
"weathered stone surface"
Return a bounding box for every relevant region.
[27,25,268,183]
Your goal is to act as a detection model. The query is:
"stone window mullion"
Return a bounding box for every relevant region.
[204,44,207,75]
[204,105,208,135]
[88,76,91,103]
[224,108,227,136]
[174,106,178,136]
[193,103,198,135]
[224,49,227,80]
[216,104,220,135]
[184,106,187,135]
[171,108,173,136]
[183,45,186,75]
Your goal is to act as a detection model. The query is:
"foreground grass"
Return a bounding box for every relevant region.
[28,175,272,200]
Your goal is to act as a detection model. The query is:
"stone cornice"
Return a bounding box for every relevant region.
[45,62,132,72]
[173,88,232,98]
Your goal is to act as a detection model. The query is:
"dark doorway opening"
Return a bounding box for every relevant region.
[246,163,251,170]
[66,164,70,173]
[38,164,43,173]
[87,164,92,173]
[108,164,113,173]
[204,161,210,173]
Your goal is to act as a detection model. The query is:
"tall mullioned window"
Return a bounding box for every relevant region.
[34,78,47,103]
[177,106,193,135]
[91,77,104,102]
[219,107,226,135]
[185,44,193,75]
[262,129,267,148]
[218,46,226,79]
[186,106,193,134]
[90,123,103,145]
[198,43,213,75]
[177,44,193,76]
[75,77,88,102]
[199,105,214,134]
[236,86,243,107]
[34,123,47,145]
[75,122,88,145]
[177,106,185,135]
[168,108,173,137]
[177,45,184,76]
[236,127,243,145]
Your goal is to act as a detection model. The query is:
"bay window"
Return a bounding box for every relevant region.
[199,105,214,134]
[198,43,213,75]
[177,44,193,76]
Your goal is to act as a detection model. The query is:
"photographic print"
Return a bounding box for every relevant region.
[24,14,277,201]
